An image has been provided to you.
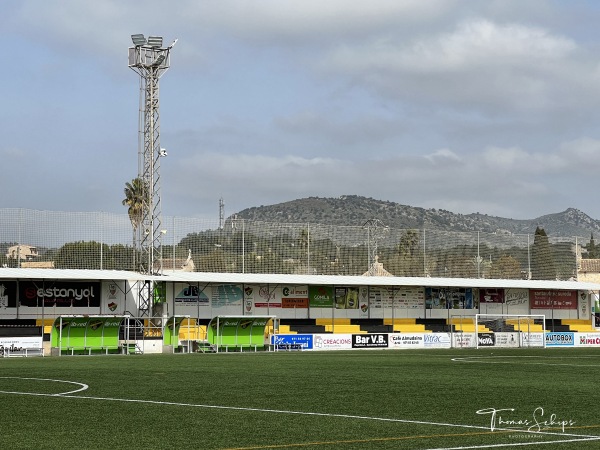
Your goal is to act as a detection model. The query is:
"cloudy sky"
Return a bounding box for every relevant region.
[3,1,600,222]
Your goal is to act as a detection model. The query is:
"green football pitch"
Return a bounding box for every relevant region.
[1,348,599,449]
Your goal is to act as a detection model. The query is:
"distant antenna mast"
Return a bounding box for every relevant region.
[128,33,176,314]
[219,197,225,230]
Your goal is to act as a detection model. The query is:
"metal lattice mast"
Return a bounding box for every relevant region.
[128,34,175,272]
[219,197,225,230]
[128,34,176,315]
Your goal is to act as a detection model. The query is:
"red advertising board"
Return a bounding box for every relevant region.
[479,288,504,303]
[282,297,309,308]
[529,290,577,309]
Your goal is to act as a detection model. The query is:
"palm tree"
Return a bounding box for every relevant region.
[122,178,147,270]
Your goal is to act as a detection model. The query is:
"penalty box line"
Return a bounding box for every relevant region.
[1,388,599,442]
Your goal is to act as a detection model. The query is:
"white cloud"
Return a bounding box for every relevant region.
[4,1,600,221]
[559,138,600,170]
[0,146,26,160]
[424,148,462,165]
[322,18,593,116]
[330,19,574,73]
[481,146,576,174]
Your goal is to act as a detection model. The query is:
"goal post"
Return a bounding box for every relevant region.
[475,314,546,349]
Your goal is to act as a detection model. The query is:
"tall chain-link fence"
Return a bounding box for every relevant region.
[0,208,583,280]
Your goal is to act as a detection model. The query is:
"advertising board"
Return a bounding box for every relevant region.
[452,333,476,348]
[352,333,388,348]
[271,334,313,350]
[0,336,43,352]
[312,334,352,350]
[423,333,451,348]
[390,333,424,349]
[19,281,101,308]
[545,332,575,347]
[577,333,600,347]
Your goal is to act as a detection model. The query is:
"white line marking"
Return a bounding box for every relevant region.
[1,377,599,448]
[0,377,88,395]
[423,435,600,449]
[451,356,600,367]
[1,389,598,440]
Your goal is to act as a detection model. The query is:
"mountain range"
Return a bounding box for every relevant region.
[231,195,600,239]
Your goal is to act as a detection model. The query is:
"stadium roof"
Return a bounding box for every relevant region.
[160,272,600,291]
[0,268,152,281]
[1,268,599,291]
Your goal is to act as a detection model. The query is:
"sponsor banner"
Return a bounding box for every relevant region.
[426,287,475,310]
[478,332,495,347]
[480,289,504,303]
[494,332,520,348]
[271,334,313,349]
[546,332,575,347]
[505,289,529,307]
[577,333,600,347]
[313,334,352,350]
[282,297,309,308]
[254,285,281,308]
[369,287,395,309]
[530,290,577,310]
[520,332,545,347]
[396,287,425,309]
[370,287,425,310]
[0,336,43,351]
[211,284,243,308]
[246,285,311,309]
[390,333,425,349]
[19,281,101,308]
[175,284,210,304]
[423,333,451,348]
[452,333,476,348]
[309,286,334,308]
[335,287,359,310]
[352,333,388,348]
[281,286,309,309]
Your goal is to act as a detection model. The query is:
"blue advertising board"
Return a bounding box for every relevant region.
[271,334,313,350]
[545,332,575,347]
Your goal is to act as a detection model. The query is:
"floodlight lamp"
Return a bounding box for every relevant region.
[159,148,167,157]
[153,54,165,66]
[147,36,163,48]
[131,34,147,46]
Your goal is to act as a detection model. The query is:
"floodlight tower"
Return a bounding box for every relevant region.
[128,34,176,314]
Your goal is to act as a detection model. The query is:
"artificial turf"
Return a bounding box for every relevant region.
[1,348,599,449]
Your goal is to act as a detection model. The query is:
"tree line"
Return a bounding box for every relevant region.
[0,225,583,280]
